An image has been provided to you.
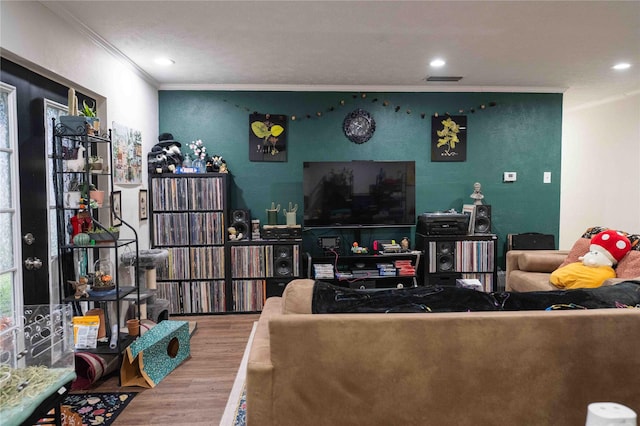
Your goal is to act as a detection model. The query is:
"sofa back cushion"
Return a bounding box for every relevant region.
[558,238,591,269]
[264,309,640,426]
[616,251,640,279]
[281,279,314,314]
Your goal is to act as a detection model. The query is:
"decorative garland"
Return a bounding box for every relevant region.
[223,93,498,121]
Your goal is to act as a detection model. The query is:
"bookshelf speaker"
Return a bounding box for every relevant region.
[266,278,293,298]
[474,205,492,234]
[273,245,293,277]
[436,241,455,272]
[231,209,251,240]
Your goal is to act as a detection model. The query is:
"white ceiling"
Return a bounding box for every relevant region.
[45,1,639,110]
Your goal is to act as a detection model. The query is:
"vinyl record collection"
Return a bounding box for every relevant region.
[427,240,495,273]
[230,245,266,278]
[190,247,225,279]
[153,213,189,245]
[157,280,227,314]
[189,212,225,245]
[454,240,494,273]
[151,177,188,210]
[151,174,229,314]
[188,177,225,210]
[232,280,266,312]
[156,247,189,280]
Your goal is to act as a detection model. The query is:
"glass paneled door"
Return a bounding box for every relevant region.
[0,82,23,357]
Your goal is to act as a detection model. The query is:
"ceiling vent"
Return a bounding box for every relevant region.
[426,76,463,82]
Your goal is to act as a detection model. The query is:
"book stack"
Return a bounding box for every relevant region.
[394,259,416,276]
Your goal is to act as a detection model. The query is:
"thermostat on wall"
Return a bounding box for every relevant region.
[503,171,517,182]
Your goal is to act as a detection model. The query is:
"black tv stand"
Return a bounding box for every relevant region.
[304,224,413,247]
[304,250,421,290]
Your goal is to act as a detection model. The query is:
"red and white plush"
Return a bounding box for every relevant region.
[586,230,632,265]
[550,230,631,289]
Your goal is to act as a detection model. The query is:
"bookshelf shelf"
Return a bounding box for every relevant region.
[150,173,228,314]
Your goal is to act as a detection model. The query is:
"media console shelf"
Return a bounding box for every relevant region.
[418,234,498,292]
[304,251,421,289]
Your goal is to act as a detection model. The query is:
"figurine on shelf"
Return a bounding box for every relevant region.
[148,133,183,174]
[207,155,229,173]
[228,226,243,241]
[64,144,86,172]
[351,242,369,254]
[71,277,89,299]
[470,182,484,205]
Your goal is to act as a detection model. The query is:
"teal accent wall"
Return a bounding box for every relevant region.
[159,91,562,267]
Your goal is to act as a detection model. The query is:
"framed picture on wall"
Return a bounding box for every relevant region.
[112,191,122,227]
[431,115,467,162]
[249,113,288,162]
[139,189,148,221]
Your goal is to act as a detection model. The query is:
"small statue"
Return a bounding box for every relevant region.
[71,277,89,299]
[228,226,243,241]
[470,182,484,205]
[266,202,281,225]
[351,242,368,254]
[284,202,298,226]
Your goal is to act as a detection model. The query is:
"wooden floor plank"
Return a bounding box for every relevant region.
[82,314,260,425]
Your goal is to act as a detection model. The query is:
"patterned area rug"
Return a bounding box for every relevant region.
[233,385,247,425]
[60,392,136,425]
[219,323,256,426]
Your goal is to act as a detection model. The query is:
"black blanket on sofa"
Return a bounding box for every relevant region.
[311,280,640,314]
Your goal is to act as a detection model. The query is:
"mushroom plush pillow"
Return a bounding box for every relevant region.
[550,230,631,289]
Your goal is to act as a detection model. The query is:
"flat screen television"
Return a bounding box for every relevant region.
[303,161,416,227]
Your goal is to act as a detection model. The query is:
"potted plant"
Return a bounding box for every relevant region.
[78,182,103,209]
[88,226,120,243]
[79,100,100,135]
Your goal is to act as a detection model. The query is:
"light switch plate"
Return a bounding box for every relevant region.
[543,172,551,183]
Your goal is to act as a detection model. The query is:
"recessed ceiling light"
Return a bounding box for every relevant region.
[430,59,446,68]
[154,57,175,66]
[612,62,631,70]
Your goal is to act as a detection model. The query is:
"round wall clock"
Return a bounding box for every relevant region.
[343,109,376,144]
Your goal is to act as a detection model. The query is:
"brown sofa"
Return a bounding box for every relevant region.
[247,279,640,426]
[506,249,640,292]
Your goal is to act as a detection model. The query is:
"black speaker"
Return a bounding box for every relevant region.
[273,245,293,277]
[265,278,293,298]
[436,241,455,272]
[231,209,251,240]
[474,205,492,234]
[425,273,461,287]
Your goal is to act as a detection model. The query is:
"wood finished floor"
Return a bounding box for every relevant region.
[81,314,260,425]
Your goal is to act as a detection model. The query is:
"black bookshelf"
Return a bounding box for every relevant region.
[150,173,228,314]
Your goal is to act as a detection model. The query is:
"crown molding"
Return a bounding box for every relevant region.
[157,83,567,93]
[40,1,159,88]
